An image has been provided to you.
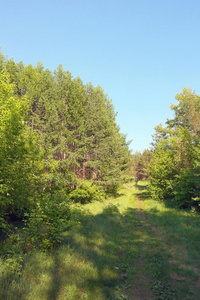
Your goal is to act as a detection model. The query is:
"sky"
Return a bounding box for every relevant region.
[1,0,200,152]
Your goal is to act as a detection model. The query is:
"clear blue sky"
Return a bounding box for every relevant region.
[1,0,200,152]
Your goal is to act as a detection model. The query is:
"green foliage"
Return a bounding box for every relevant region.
[69,189,91,204]
[173,170,200,208]
[1,253,23,277]
[0,70,45,230]
[69,180,105,204]
[148,139,177,201]
[0,49,131,264]
[0,215,9,235]
[0,231,24,277]
[149,88,200,208]
[132,149,152,182]
[1,51,131,195]
[1,184,200,299]
[23,191,73,250]
[167,87,200,140]
[104,182,121,195]
[151,123,169,150]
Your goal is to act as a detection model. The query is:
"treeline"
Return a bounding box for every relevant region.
[0,50,131,249]
[132,149,151,182]
[148,87,200,209]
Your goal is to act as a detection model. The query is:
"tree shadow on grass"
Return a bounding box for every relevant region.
[1,190,200,300]
[135,183,150,200]
[60,205,200,299]
[56,185,200,299]
[62,207,125,299]
[135,183,147,191]
[113,192,126,198]
[47,251,61,300]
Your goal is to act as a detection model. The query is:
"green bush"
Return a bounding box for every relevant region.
[23,191,74,251]
[173,171,200,209]
[104,183,120,196]
[69,180,105,204]
[69,189,91,204]
[148,177,175,202]
[0,217,12,234]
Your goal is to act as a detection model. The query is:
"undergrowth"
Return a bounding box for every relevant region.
[0,182,200,299]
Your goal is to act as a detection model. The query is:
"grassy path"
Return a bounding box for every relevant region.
[1,182,200,299]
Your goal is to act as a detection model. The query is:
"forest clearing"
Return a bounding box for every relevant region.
[1,1,200,299]
[1,182,200,300]
[1,51,200,299]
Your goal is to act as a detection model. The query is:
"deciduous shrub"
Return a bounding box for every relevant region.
[173,171,200,209]
[23,191,74,251]
[69,180,105,204]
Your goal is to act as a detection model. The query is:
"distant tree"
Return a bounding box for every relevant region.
[151,123,170,150]
[132,149,152,182]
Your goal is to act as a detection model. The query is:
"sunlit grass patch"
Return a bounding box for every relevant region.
[136,181,200,299]
[1,181,200,299]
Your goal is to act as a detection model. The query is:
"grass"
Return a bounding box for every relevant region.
[137,181,200,299]
[1,182,200,299]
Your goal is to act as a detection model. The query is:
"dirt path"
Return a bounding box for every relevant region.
[127,191,154,300]
[2,183,199,300]
[121,188,176,300]
[125,184,200,300]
